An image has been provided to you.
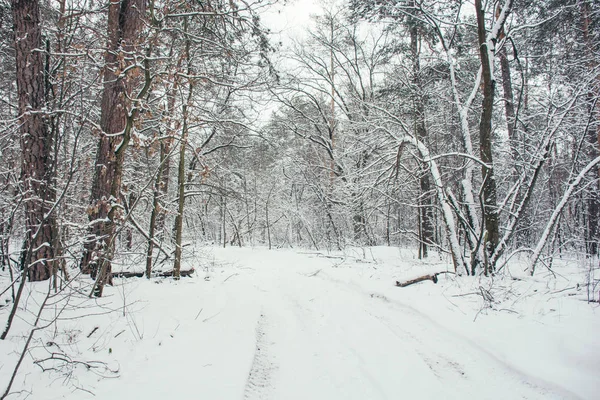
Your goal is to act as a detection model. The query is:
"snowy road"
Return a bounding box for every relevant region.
[220,248,581,400]
[5,247,595,400]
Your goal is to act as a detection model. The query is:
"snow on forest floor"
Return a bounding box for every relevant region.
[1,246,599,399]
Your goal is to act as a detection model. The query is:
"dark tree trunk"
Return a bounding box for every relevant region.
[475,0,500,271]
[173,103,189,280]
[80,0,146,296]
[581,0,600,256]
[11,0,56,281]
[410,15,434,258]
[173,17,193,280]
[499,44,516,160]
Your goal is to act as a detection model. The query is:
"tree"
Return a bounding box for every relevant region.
[272,8,394,248]
[407,2,434,258]
[580,0,600,255]
[80,0,147,296]
[474,0,513,272]
[11,0,57,281]
[172,16,193,280]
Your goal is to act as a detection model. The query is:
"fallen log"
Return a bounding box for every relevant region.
[112,268,195,279]
[395,271,454,287]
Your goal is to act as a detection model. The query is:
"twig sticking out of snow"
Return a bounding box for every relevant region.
[87,326,99,338]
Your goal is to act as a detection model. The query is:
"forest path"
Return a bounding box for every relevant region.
[6,247,594,400]
[221,248,579,400]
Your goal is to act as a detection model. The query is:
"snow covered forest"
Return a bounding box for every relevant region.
[0,0,599,398]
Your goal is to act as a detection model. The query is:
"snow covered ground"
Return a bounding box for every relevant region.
[1,246,598,399]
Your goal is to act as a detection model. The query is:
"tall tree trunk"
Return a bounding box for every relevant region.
[80,0,146,296]
[145,141,168,278]
[154,47,182,238]
[173,17,193,280]
[497,2,516,153]
[173,98,191,279]
[11,0,56,281]
[410,16,434,259]
[580,0,600,256]
[475,0,500,272]
[145,49,179,278]
[329,15,336,184]
[155,137,172,236]
[499,44,516,160]
[351,148,370,245]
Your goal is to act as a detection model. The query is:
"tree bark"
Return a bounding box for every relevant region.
[173,17,193,280]
[580,0,600,256]
[499,44,517,159]
[172,105,189,280]
[80,0,146,296]
[11,0,56,281]
[145,143,166,278]
[475,0,500,273]
[410,15,434,259]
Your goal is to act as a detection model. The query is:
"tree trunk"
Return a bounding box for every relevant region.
[155,139,173,236]
[528,156,600,275]
[11,0,56,281]
[154,53,181,238]
[144,70,179,276]
[410,137,468,274]
[580,0,600,256]
[172,105,189,280]
[499,44,517,160]
[173,18,193,280]
[352,149,371,245]
[475,0,500,272]
[145,141,167,278]
[410,16,434,259]
[80,0,146,296]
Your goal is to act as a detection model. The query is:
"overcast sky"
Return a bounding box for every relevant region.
[259,0,328,45]
[253,0,346,123]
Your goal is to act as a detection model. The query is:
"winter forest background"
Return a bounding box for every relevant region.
[0,0,599,398]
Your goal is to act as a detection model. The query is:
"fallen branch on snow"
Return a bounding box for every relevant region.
[395,271,454,288]
[111,268,195,279]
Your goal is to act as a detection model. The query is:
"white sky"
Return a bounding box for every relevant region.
[259,0,339,45]
[251,0,319,123]
[253,0,348,124]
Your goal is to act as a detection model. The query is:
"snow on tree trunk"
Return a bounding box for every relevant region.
[81,0,146,296]
[528,156,600,275]
[11,0,57,281]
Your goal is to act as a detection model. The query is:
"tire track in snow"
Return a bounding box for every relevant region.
[276,273,443,399]
[363,296,582,399]
[243,312,277,400]
[307,269,580,399]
